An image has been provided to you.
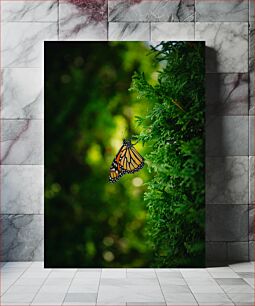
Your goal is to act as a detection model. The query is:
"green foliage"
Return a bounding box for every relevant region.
[130,42,205,267]
[45,42,157,268]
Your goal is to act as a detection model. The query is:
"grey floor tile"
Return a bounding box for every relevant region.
[126,269,156,279]
[227,292,254,305]
[157,277,186,286]
[163,292,198,305]
[64,293,97,303]
[75,271,101,278]
[193,292,234,305]
[243,276,255,288]
[180,269,211,278]
[189,284,224,293]
[31,291,66,304]
[207,267,240,278]
[220,284,253,293]
[237,272,254,278]
[127,303,166,306]
[215,278,247,285]
[230,262,254,272]
[126,285,165,303]
[77,268,101,272]
[160,284,192,294]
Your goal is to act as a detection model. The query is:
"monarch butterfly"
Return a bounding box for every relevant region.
[109,139,144,183]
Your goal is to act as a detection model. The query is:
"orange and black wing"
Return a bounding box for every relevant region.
[109,145,127,183]
[119,145,144,174]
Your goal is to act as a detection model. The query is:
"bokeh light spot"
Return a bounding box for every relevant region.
[132,177,143,187]
[103,251,114,262]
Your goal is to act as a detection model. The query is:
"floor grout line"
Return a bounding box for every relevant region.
[95,268,102,305]
[61,268,78,305]
[207,265,240,305]
[179,269,199,306]
[1,262,33,296]
[154,268,167,306]
[29,266,53,305]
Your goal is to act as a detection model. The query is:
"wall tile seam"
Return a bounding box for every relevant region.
[205,203,249,206]
[206,155,250,157]
[206,240,250,243]
[0,213,44,215]
[1,21,58,24]
[107,21,250,24]
[1,164,44,166]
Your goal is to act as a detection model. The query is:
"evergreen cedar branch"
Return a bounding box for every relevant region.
[130,42,205,267]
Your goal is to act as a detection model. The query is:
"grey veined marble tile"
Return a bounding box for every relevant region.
[249,204,254,240]
[249,116,254,155]
[206,204,248,241]
[1,0,58,22]
[59,1,107,40]
[196,0,248,22]
[109,22,150,40]
[1,214,43,261]
[195,22,248,73]
[151,22,194,41]
[1,68,43,119]
[206,156,248,205]
[206,116,248,156]
[206,73,248,116]
[249,25,254,114]
[108,0,195,22]
[1,165,43,214]
[227,242,249,262]
[250,0,254,22]
[206,242,228,266]
[249,156,254,205]
[0,119,43,165]
[2,22,57,68]
[249,241,254,261]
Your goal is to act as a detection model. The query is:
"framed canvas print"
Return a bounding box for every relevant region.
[44,41,205,268]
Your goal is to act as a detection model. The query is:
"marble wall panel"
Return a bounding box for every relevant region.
[1,119,43,165]
[1,68,43,119]
[108,0,195,22]
[1,165,43,214]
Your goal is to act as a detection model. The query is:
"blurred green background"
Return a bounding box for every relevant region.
[45,42,157,267]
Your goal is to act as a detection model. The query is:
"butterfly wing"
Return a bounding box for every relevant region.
[109,145,126,183]
[119,145,144,174]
